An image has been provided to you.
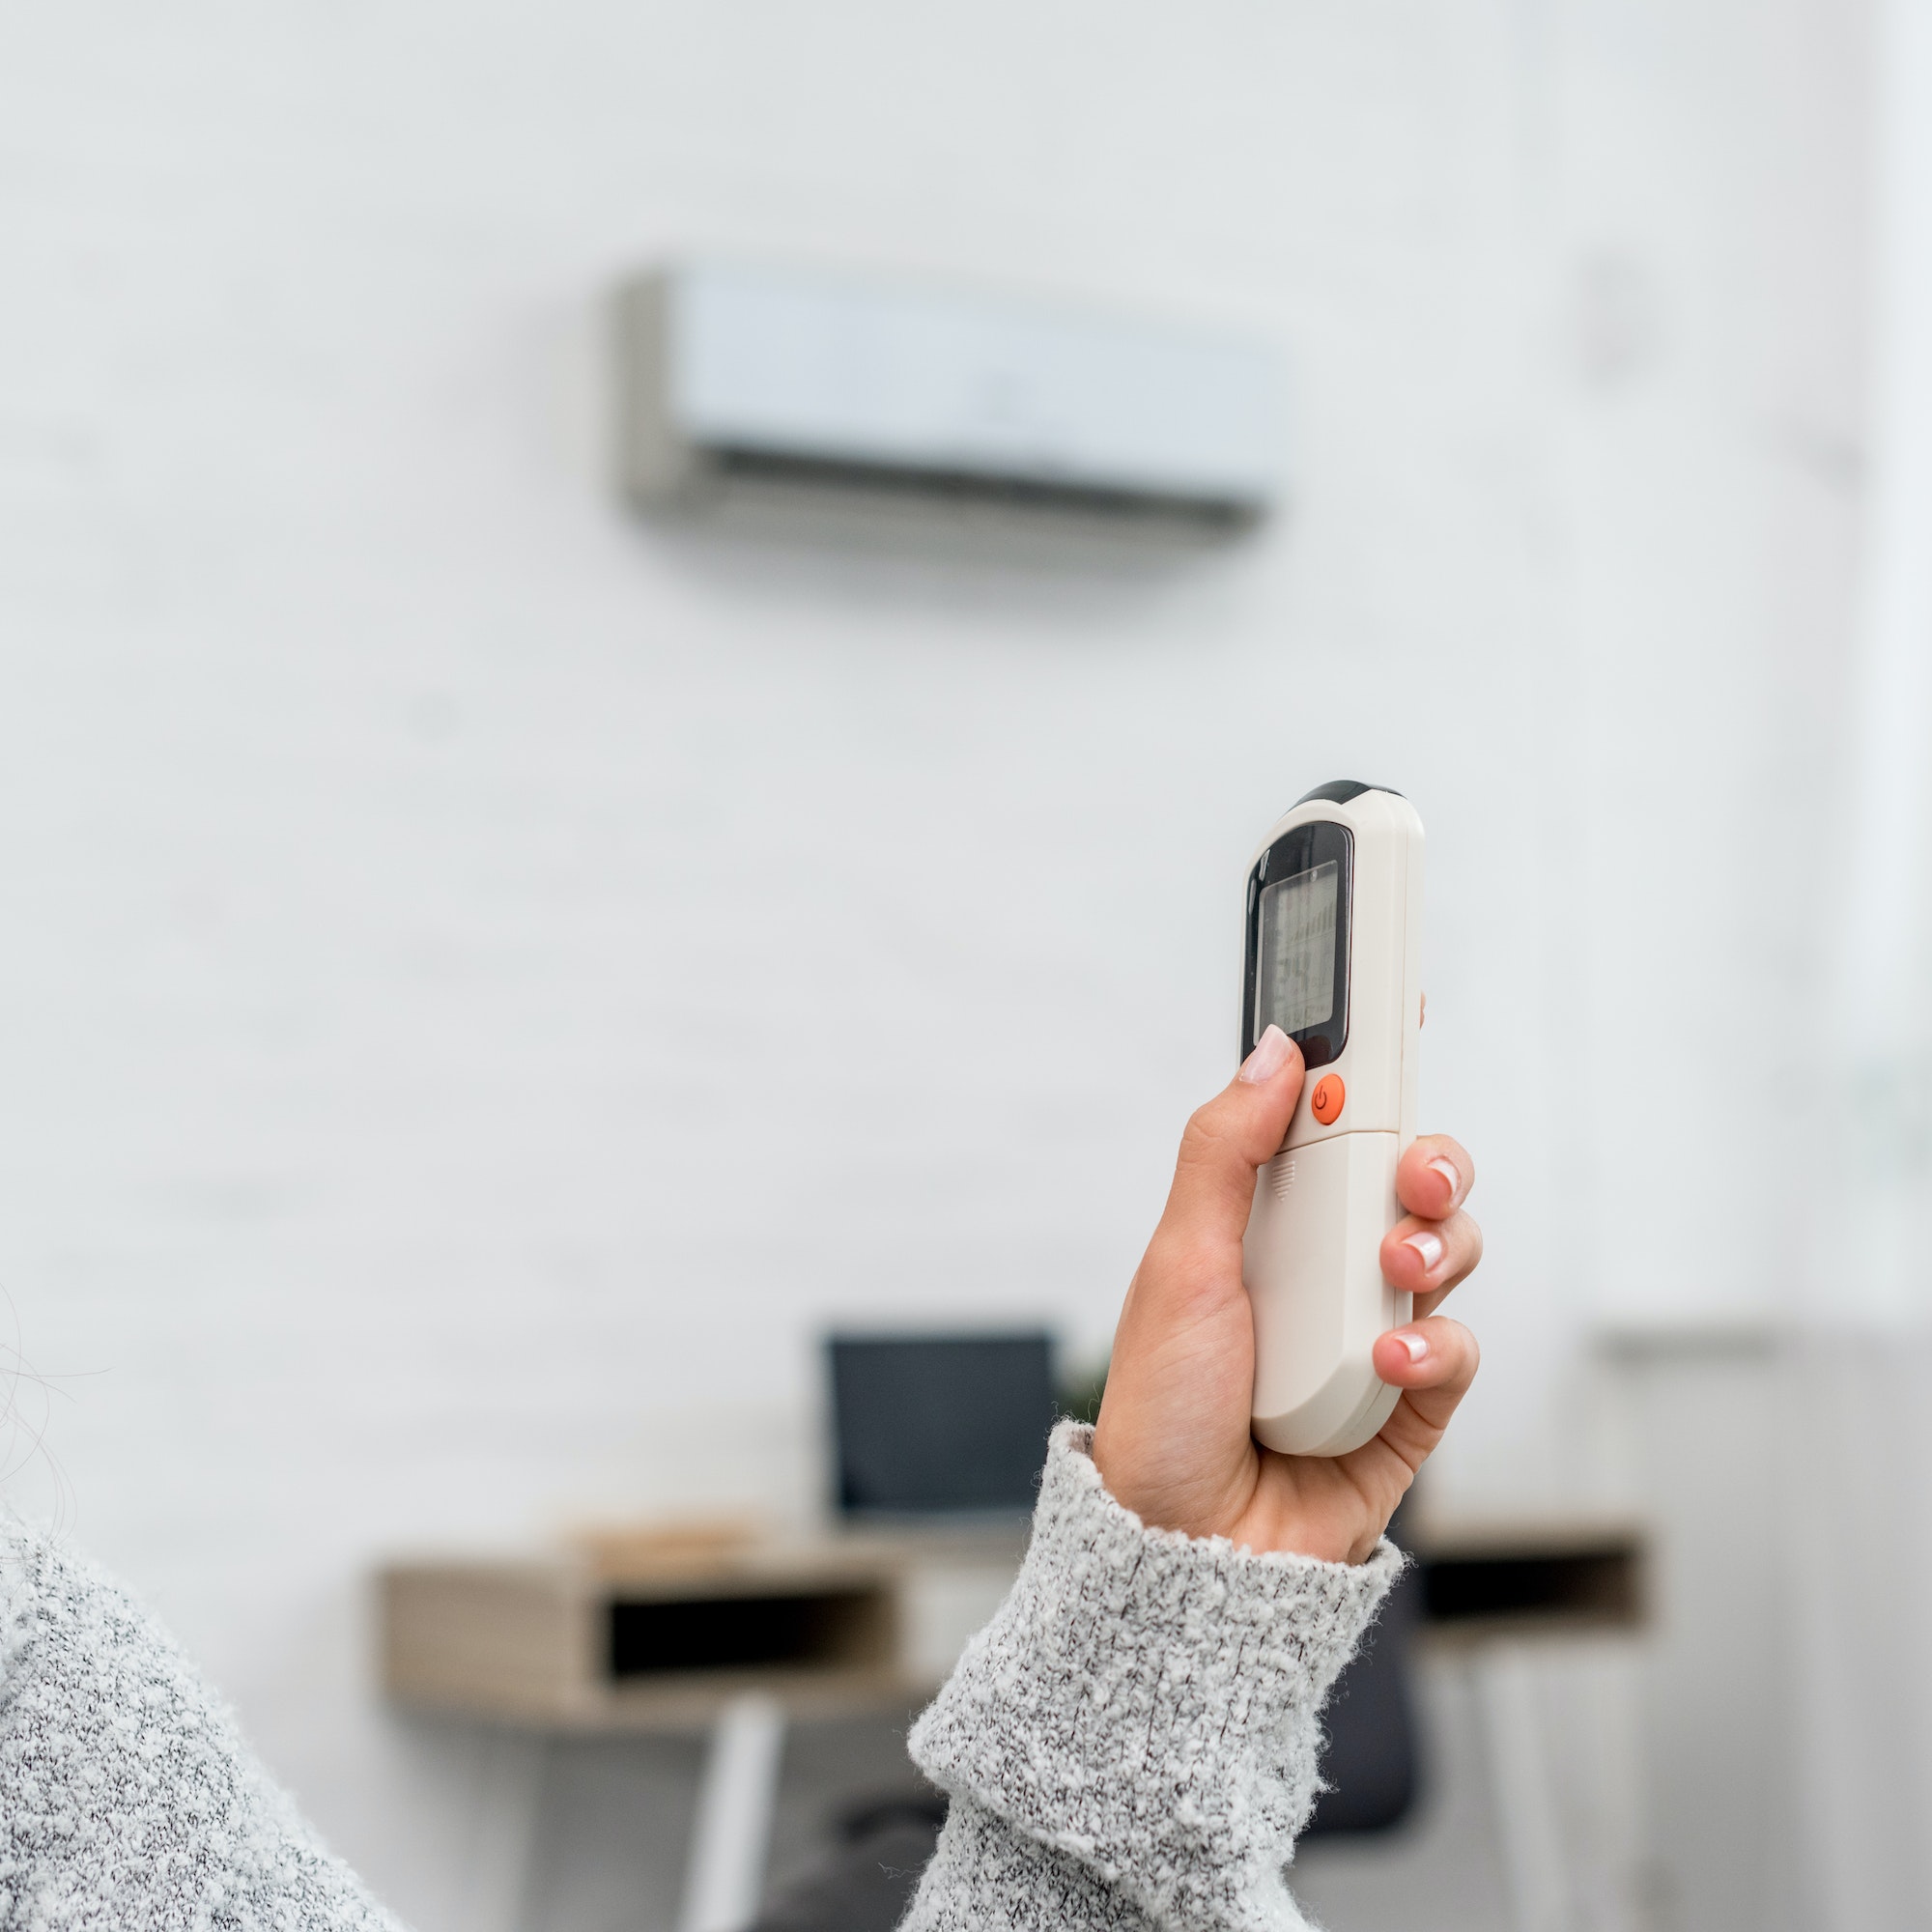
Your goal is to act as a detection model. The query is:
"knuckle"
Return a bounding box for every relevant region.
[1433,1320,1479,1378]
[1458,1215,1485,1269]
[1179,1104,1230,1164]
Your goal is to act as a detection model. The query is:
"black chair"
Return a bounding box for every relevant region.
[1300,1516,1423,1836]
[757,1350,1421,1929]
[747,1548,1421,1929]
[747,1794,948,1932]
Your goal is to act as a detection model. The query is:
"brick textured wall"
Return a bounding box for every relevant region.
[0,3,1865,1926]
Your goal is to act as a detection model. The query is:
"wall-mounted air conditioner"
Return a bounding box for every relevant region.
[612,260,1287,523]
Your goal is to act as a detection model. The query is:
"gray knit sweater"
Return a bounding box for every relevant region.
[904,1424,1401,1931]
[0,1522,402,1930]
[0,1423,1396,1930]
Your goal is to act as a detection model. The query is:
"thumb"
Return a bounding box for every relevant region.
[1155,1026,1305,1256]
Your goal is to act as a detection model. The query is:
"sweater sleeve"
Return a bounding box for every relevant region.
[0,1521,408,1932]
[900,1422,1402,1932]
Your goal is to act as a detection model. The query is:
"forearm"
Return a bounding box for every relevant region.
[901,1422,1401,1932]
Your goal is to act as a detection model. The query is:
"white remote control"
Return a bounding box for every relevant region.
[1240,781,1425,1456]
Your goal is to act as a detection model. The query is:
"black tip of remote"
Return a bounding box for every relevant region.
[1294,779,1405,808]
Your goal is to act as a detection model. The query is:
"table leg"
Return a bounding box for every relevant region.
[1476,1648,1574,1932]
[676,1693,786,1932]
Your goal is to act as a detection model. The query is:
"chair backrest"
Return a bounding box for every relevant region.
[1301,1525,1422,1836]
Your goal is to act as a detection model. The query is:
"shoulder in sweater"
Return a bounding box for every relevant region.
[0,1519,404,1932]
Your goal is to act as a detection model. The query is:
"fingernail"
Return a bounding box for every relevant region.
[1428,1156,1462,1203]
[1238,1024,1293,1085]
[1397,1330,1429,1363]
[1403,1230,1444,1273]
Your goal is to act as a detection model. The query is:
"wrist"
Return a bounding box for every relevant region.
[1089,1426,1384,1565]
[1086,1422,1236,1544]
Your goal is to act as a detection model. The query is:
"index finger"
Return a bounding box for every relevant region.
[1397,1134,1473,1220]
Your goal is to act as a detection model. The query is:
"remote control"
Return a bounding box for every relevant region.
[1240,781,1425,1456]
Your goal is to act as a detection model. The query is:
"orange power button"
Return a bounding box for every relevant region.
[1310,1074,1346,1124]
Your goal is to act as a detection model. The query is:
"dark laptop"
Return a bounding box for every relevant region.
[826,1331,1057,1520]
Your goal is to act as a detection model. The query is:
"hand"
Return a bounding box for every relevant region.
[1091,1025,1482,1565]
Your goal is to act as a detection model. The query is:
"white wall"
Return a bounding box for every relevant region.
[0,4,1866,1927]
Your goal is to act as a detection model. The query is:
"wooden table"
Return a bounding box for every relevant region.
[379,1511,1645,1929]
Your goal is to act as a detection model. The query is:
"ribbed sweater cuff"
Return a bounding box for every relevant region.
[909,1420,1402,1932]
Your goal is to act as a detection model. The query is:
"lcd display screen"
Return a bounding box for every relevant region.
[1258,861,1339,1037]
